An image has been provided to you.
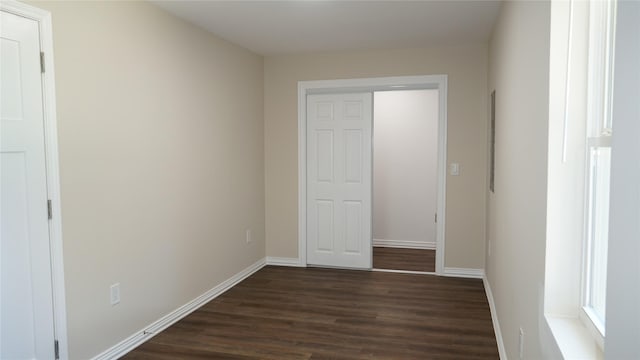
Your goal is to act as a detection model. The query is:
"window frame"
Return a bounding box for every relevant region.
[580,0,617,349]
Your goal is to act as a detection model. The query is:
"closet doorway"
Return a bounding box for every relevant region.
[372,90,439,273]
[298,75,447,275]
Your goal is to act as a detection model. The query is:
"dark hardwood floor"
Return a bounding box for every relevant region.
[124,266,498,360]
[373,247,436,272]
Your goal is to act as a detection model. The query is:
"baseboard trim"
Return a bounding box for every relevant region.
[266,256,304,267]
[373,239,436,250]
[483,275,507,360]
[372,268,437,275]
[442,267,484,279]
[92,257,267,360]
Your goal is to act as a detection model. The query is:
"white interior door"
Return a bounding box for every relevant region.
[1,10,56,359]
[307,93,372,269]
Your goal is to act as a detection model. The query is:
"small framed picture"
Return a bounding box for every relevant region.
[490,90,496,193]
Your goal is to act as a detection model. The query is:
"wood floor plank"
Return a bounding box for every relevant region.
[123,266,498,359]
[373,247,436,272]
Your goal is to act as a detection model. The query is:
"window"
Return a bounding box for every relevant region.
[544,0,618,356]
[581,0,616,344]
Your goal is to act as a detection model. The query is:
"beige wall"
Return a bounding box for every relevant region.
[264,45,488,269]
[28,1,264,358]
[486,1,551,359]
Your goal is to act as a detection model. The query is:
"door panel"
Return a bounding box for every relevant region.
[344,130,363,183]
[344,201,362,253]
[315,130,334,182]
[307,93,372,269]
[315,200,334,251]
[1,10,56,359]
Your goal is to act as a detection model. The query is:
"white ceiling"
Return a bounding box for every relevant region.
[151,1,502,56]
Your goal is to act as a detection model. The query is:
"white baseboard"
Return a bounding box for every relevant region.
[373,239,436,250]
[442,267,484,279]
[266,256,304,267]
[372,268,436,275]
[483,275,507,360]
[92,257,267,360]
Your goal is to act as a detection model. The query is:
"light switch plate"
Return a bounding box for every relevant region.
[110,283,120,306]
[450,163,460,176]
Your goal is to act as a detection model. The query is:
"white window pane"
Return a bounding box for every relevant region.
[586,146,610,330]
[603,0,616,131]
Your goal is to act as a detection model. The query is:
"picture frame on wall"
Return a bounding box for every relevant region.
[490,90,496,193]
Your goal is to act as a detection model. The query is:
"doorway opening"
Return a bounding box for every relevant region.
[298,75,448,274]
[372,89,438,273]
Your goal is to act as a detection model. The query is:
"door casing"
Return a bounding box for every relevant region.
[298,75,448,274]
[1,1,68,358]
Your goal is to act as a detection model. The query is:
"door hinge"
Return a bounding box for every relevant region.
[40,52,45,73]
[54,339,59,359]
[435,213,437,223]
[47,200,52,220]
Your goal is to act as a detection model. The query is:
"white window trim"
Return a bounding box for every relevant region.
[579,306,605,349]
[579,0,617,349]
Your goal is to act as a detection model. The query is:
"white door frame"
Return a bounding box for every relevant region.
[1,1,68,358]
[298,75,448,274]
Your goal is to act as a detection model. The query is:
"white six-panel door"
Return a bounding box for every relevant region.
[306,93,372,269]
[1,10,56,359]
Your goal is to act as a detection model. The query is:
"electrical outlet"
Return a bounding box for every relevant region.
[110,283,120,306]
[245,229,252,244]
[519,327,524,359]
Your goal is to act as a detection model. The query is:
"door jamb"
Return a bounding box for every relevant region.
[297,75,448,274]
[1,1,69,358]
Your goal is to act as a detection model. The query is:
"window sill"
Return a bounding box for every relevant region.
[546,315,603,360]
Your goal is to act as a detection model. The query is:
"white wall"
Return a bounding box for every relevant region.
[486,1,552,358]
[605,1,640,358]
[373,90,438,247]
[26,1,265,358]
[488,1,639,358]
